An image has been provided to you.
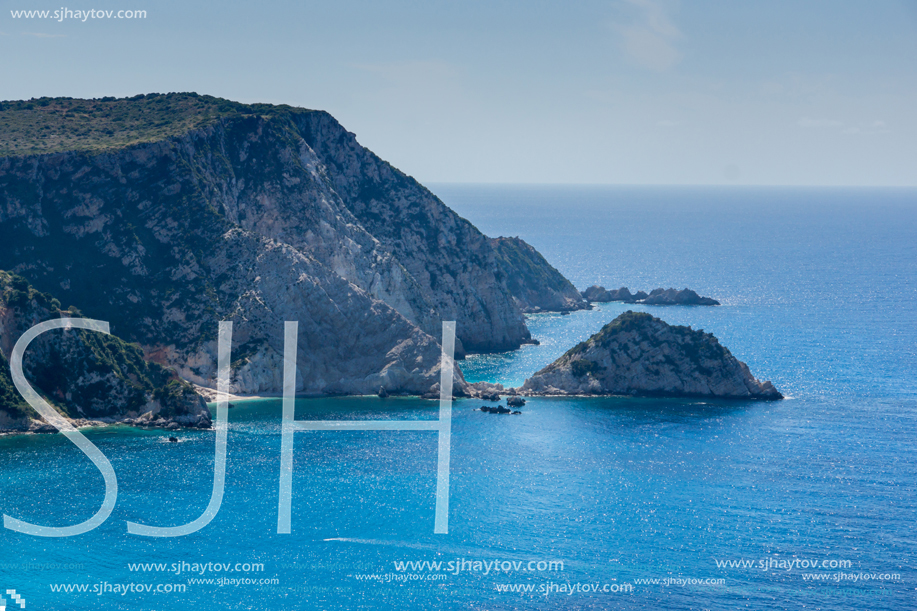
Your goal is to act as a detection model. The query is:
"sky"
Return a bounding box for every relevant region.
[2,0,916,186]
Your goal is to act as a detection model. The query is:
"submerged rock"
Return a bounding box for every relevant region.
[522,311,781,400]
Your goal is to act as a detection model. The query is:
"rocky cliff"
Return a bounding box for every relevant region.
[0,94,577,395]
[489,237,587,313]
[0,271,211,432]
[521,311,781,399]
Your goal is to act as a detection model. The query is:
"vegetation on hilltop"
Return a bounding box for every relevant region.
[0,93,315,156]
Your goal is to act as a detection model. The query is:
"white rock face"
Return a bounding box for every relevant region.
[522,311,782,400]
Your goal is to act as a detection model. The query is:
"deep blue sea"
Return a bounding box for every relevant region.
[1,186,915,610]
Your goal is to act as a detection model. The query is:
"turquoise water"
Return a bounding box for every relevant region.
[2,186,916,609]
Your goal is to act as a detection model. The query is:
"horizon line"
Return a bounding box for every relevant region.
[424,182,917,189]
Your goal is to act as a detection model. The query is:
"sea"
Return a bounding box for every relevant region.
[0,185,914,610]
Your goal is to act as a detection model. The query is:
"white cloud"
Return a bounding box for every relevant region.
[22,32,66,38]
[615,0,683,72]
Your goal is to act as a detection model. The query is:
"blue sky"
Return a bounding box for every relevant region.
[2,0,916,185]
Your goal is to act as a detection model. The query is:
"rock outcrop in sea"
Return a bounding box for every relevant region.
[0,271,211,433]
[0,94,581,396]
[581,286,719,306]
[521,311,782,399]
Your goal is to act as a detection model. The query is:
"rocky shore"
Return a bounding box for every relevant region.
[0,271,211,433]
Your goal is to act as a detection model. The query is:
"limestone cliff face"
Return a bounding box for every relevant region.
[290,111,540,351]
[522,311,782,399]
[489,237,586,313]
[0,94,580,394]
[0,271,210,432]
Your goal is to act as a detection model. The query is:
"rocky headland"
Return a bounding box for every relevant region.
[521,311,781,399]
[0,94,583,399]
[581,286,719,306]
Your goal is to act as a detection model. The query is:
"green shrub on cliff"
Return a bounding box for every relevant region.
[0,351,35,420]
[0,270,205,425]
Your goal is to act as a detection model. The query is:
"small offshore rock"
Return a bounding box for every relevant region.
[168,436,179,443]
[522,310,782,400]
[641,288,720,306]
[580,285,717,306]
[506,396,526,407]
